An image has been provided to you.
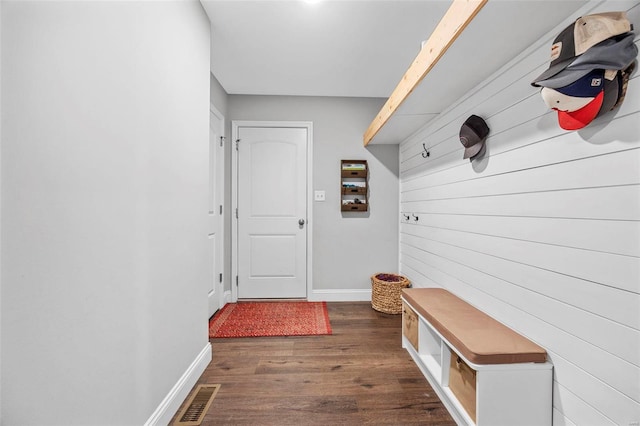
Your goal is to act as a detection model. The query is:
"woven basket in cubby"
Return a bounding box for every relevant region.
[371,273,411,314]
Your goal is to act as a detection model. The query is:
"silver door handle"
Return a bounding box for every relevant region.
[298,219,305,226]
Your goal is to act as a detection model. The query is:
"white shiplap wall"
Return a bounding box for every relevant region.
[398,1,640,425]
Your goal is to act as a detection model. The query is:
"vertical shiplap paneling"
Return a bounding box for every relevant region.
[399,1,640,425]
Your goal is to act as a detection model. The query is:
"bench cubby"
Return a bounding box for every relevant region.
[401,288,553,426]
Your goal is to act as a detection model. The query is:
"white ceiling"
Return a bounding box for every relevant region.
[202,0,452,98]
[201,0,589,142]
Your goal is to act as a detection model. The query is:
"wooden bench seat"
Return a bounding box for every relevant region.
[402,288,546,365]
[400,287,552,425]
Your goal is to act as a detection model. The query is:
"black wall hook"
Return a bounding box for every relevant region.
[412,214,419,222]
[421,143,430,158]
[403,213,410,221]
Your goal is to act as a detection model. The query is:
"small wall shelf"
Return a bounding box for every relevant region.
[341,160,368,212]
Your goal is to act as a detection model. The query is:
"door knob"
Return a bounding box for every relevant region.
[298,219,305,226]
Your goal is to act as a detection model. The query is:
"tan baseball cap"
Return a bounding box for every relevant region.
[574,12,631,55]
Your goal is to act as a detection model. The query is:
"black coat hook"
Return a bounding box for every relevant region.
[421,143,430,158]
[403,213,410,221]
[412,214,419,222]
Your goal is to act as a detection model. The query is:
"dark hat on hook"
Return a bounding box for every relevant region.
[535,32,637,88]
[459,115,489,159]
[531,11,632,87]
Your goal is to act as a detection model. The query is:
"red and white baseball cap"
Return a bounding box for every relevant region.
[556,91,604,130]
[541,69,607,130]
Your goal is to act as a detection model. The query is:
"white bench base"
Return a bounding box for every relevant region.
[402,297,553,426]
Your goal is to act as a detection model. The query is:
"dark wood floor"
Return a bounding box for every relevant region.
[172,302,455,425]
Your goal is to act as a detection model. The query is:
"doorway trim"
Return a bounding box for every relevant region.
[231,120,313,302]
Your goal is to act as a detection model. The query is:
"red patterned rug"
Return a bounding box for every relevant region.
[209,301,332,338]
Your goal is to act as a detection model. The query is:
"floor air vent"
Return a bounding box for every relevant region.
[173,384,220,426]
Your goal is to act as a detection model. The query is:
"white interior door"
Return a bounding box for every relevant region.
[235,125,308,299]
[208,107,225,317]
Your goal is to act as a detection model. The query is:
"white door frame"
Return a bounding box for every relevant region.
[231,120,313,302]
[209,104,225,314]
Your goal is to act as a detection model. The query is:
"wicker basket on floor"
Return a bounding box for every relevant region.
[371,273,411,314]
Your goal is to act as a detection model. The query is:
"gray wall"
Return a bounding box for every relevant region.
[228,95,399,300]
[1,1,211,424]
[398,1,639,424]
[210,72,229,117]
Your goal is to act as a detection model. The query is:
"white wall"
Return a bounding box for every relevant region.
[1,1,211,425]
[228,95,399,300]
[398,1,640,424]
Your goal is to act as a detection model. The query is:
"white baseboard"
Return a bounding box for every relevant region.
[144,342,212,426]
[308,289,371,302]
[223,290,232,304]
